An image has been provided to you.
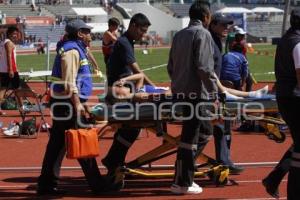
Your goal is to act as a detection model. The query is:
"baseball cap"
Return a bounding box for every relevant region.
[235,27,246,35]
[211,13,234,25]
[65,19,93,34]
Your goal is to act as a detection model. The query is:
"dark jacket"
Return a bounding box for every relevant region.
[275,28,300,97]
[167,19,218,100]
[210,30,222,78]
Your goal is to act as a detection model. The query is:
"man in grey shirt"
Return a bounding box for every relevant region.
[168,1,218,195]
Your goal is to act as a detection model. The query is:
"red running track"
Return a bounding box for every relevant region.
[0,82,291,199]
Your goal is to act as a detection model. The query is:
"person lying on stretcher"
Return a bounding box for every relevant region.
[107,72,273,101]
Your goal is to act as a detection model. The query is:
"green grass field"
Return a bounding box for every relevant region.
[17,44,277,83]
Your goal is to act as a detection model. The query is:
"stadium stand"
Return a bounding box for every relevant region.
[43,5,77,18]
[164,3,190,18]
[24,25,65,43]
[152,2,174,16]
[0,4,42,17]
[247,21,282,38]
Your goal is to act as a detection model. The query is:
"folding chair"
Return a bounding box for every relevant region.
[3,77,29,99]
[14,89,49,138]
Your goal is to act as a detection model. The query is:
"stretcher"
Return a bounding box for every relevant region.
[90,94,286,184]
[224,98,286,143]
[91,101,229,185]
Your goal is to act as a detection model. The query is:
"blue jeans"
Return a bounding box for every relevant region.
[213,121,234,166]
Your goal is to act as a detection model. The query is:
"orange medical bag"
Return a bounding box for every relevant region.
[65,128,99,159]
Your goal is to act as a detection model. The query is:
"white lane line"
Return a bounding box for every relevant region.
[142,64,167,72]
[0,185,29,188]
[226,198,287,200]
[0,162,280,172]
[0,179,288,188]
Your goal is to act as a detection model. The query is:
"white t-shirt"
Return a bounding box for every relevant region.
[293,42,300,69]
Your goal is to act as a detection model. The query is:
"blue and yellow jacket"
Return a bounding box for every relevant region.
[52,40,93,100]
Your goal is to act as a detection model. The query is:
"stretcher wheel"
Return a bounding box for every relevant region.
[266,131,286,143]
[207,166,229,186]
[265,123,286,143]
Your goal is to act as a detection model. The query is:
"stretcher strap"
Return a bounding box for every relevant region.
[178,142,197,151]
[116,135,132,148]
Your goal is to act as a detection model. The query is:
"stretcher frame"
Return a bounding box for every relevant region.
[224,99,286,143]
[95,118,229,185]
[92,96,285,185]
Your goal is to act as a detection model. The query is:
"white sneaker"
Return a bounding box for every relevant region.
[3,124,19,136]
[192,182,200,188]
[170,183,203,194]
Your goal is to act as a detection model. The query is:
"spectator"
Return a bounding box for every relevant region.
[15,15,21,23]
[231,27,254,92]
[37,38,45,54]
[0,27,21,115]
[225,25,238,53]
[221,42,249,90]
[30,3,36,11]
[102,17,120,65]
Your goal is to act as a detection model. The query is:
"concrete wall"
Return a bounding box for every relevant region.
[119,2,188,42]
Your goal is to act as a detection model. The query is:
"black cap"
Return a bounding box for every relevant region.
[291,8,300,18]
[211,13,234,25]
[65,19,93,34]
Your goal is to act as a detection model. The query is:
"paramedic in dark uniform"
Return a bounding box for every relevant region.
[101,13,155,191]
[271,8,300,200]
[167,2,218,194]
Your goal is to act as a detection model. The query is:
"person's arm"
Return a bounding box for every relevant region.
[129,62,155,86]
[240,55,249,87]
[5,41,14,78]
[87,47,102,77]
[122,41,156,86]
[103,30,118,44]
[118,73,144,83]
[61,50,85,115]
[194,31,218,100]
[297,69,300,88]
[167,45,174,77]
[292,43,300,88]
[117,73,145,90]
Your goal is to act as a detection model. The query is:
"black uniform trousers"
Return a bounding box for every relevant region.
[37,98,105,192]
[102,127,141,170]
[277,97,300,200]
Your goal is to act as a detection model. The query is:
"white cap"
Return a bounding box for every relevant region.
[235,27,246,35]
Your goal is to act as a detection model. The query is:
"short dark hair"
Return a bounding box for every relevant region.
[6,26,19,38]
[129,13,151,27]
[231,43,244,53]
[290,9,300,29]
[189,0,210,21]
[108,17,120,26]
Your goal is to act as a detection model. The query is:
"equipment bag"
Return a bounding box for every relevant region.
[1,97,18,110]
[65,128,99,159]
[19,117,37,135]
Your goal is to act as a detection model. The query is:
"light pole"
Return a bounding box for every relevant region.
[282,0,291,36]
